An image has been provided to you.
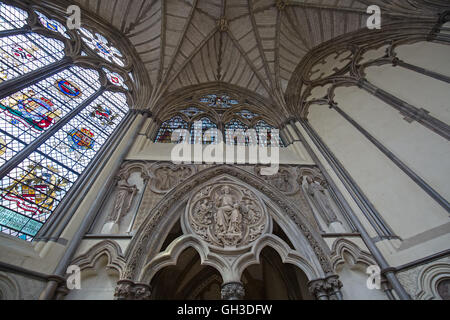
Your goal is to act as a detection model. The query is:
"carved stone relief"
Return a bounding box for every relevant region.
[102,178,138,234]
[186,183,268,248]
[149,163,196,194]
[255,166,299,195]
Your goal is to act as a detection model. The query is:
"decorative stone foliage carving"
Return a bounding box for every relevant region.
[308,275,343,300]
[221,282,245,300]
[187,183,267,248]
[114,280,151,300]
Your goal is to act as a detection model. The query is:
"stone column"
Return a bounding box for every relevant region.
[221,282,245,300]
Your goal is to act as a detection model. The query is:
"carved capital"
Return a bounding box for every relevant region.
[308,279,329,300]
[308,275,344,300]
[221,282,245,300]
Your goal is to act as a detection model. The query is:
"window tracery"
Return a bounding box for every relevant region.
[0,2,134,240]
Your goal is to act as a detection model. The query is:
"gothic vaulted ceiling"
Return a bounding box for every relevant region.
[70,0,448,115]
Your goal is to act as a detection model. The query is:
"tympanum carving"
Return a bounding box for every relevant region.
[186,183,267,248]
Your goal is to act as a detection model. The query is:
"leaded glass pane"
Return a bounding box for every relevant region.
[35,11,70,39]
[0,33,65,83]
[225,119,251,146]
[79,27,125,67]
[190,117,218,145]
[0,66,100,167]
[254,120,283,147]
[155,116,188,143]
[200,94,238,108]
[236,109,258,120]
[0,2,28,31]
[103,68,128,90]
[180,107,203,118]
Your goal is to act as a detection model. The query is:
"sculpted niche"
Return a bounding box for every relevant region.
[185,183,268,249]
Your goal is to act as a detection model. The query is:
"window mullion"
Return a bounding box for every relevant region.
[0,25,30,38]
[0,86,106,181]
[0,56,72,100]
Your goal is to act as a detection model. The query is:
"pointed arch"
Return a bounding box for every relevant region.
[122,165,333,282]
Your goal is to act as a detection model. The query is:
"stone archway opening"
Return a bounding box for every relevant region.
[241,247,314,300]
[150,247,223,300]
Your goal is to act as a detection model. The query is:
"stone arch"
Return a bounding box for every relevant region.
[330,238,376,272]
[285,21,441,118]
[235,234,319,281]
[140,235,227,283]
[154,82,286,127]
[122,165,333,282]
[415,262,450,300]
[0,272,21,300]
[70,240,126,278]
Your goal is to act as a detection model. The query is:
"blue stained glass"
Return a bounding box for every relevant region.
[200,94,239,108]
[0,66,101,167]
[225,119,252,146]
[190,117,218,145]
[0,3,132,241]
[181,107,203,118]
[79,27,125,67]
[237,109,258,120]
[35,11,70,39]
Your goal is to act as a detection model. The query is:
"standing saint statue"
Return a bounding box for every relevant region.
[305,177,338,226]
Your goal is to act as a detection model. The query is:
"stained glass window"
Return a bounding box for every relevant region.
[0,2,131,241]
[200,94,238,108]
[255,120,283,147]
[155,116,188,143]
[225,119,253,146]
[181,107,203,118]
[0,33,65,83]
[79,27,125,67]
[155,94,284,147]
[190,117,218,145]
[103,68,128,90]
[237,109,258,120]
[36,11,70,39]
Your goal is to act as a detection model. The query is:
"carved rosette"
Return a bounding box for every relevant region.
[221,282,245,300]
[186,183,268,248]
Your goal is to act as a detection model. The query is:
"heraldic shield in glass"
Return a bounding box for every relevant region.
[0,2,130,241]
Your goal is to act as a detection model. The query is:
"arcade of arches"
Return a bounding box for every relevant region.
[0,0,449,301]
